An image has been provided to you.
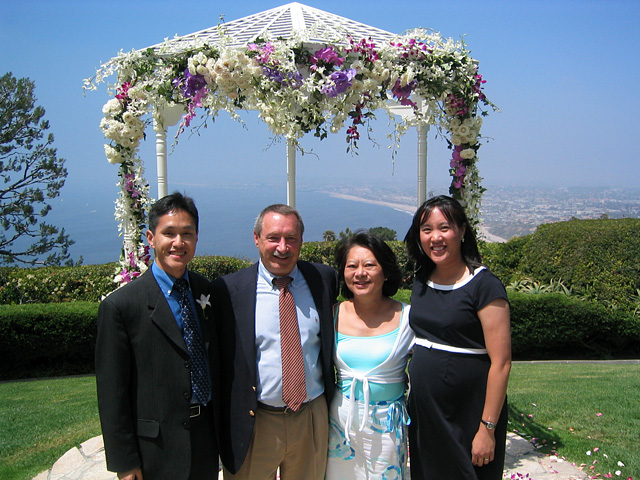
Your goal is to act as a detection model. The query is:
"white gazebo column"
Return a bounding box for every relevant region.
[154,127,169,199]
[153,104,186,198]
[286,139,296,208]
[417,123,429,207]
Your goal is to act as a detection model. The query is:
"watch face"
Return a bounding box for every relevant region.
[482,420,496,429]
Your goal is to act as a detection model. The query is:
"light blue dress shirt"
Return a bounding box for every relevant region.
[255,260,324,407]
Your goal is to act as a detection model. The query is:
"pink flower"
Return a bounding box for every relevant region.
[311,46,344,68]
[115,81,131,101]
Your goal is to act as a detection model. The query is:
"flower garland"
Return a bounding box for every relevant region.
[85,27,496,285]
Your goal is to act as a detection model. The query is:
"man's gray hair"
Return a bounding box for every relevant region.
[254,204,305,236]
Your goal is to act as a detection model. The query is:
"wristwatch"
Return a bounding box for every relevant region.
[481,419,496,430]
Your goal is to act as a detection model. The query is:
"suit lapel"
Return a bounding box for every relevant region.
[189,272,212,346]
[142,270,188,354]
[230,264,259,373]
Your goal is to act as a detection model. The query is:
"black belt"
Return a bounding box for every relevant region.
[190,404,205,418]
[258,401,309,414]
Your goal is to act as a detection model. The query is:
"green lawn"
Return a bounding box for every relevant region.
[0,363,638,480]
[508,362,639,479]
[0,376,101,480]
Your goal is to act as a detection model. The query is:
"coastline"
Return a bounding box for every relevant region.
[324,191,507,243]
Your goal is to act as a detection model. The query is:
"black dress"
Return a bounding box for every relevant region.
[408,267,509,479]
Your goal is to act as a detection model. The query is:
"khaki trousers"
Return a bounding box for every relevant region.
[223,394,328,480]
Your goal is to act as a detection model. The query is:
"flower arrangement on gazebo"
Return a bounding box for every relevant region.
[85,6,495,286]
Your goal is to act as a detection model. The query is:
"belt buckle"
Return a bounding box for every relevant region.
[190,404,201,418]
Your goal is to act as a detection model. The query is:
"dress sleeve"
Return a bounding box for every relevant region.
[474,269,509,311]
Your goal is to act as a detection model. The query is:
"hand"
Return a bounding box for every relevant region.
[118,467,143,480]
[471,426,495,467]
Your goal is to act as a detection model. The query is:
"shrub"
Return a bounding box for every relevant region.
[0,302,99,380]
[189,255,252,279]
[509,291,640,360]
[0,256,252,305]
[480,218,640,312]
[520,218,640,308]
[0,264,117,304]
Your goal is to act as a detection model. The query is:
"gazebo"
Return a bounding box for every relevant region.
[85,2,494,284]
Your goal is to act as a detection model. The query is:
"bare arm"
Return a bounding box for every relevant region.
[471,298,511,467]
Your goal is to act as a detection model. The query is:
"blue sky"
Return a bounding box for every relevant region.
[1,0,639,262]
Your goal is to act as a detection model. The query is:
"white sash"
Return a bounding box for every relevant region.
[414,337,487,355]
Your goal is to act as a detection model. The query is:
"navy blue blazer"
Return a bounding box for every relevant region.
[211,260,338,474]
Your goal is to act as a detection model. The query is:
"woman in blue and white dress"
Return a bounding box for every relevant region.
[326,232,414,480]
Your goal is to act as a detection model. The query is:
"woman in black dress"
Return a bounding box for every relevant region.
[404,195,511,479]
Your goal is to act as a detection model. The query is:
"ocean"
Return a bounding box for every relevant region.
[49,184,416,265]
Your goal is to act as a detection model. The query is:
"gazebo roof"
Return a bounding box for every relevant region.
[149,2,396,51]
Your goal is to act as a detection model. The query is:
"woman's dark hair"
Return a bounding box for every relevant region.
[334,231,403,299]
[404,195,481,283]
[148,191,199,233]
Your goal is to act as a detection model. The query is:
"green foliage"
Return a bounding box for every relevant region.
[368,226,397,241]
[0,72,74,266]
[0,256,251,304]
[480,218,640,311]
[509,291,640,359]
[479,236,530,284]
[0,302,99,380]
[0,264,117,304]
[520,218,640,307]
[189,255,252,279]
[322,230,336,241]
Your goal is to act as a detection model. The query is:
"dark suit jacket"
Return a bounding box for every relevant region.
[95,268,219,480]
[211,260,338,474]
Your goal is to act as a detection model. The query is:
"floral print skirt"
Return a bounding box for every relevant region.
[326,392,410,480]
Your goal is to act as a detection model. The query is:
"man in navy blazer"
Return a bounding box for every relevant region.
[95,193,219,480]
[212,204,338,480]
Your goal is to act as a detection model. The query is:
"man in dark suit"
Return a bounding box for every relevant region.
[95,192,219,480]
[212,204,338,480]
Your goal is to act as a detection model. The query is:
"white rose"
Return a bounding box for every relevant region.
[450,134,463,146]
[104,144,124,164]
[460,148,476,159]
[102,99,121,115]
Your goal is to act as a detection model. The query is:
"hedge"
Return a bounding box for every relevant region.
[480,218,640,310]
[509,291,640,360]
[3,292,639,380]
[0,302,99,380]
[0,256,252,305]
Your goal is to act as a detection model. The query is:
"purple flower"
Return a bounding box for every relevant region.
[322,68,356,97]
[262,67,303,89]
[263,66,285,84]
[392,78,417,107]
[312,46,345,67]
[174,68,207,98]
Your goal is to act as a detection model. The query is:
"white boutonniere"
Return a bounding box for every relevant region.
[196,294,211,314]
